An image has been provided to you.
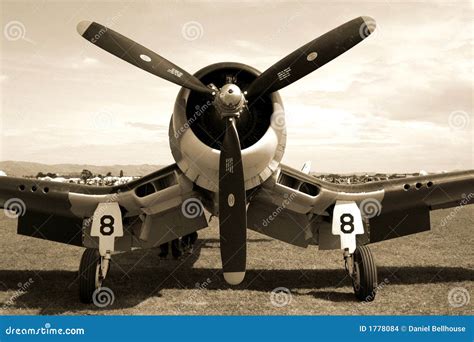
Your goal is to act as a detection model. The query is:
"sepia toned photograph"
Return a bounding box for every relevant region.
[0,0,472,326]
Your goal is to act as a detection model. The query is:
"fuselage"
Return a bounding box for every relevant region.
[169,62,287,193]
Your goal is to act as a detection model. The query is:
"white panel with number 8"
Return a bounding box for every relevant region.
[91,202,124,256]
[331,200,364,253]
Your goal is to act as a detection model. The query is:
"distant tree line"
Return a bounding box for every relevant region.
[35,172,58,178]
[35,169,124,181]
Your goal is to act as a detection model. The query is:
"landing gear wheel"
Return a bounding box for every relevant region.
[79,248,106,304]
[351,245,377,301]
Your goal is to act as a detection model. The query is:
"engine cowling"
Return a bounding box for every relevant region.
[169,62,286,192]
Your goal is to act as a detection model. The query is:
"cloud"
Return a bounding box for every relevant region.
[0,1,471,172]
[126,122,167,131]
[0,141,175,166]
[71,57,101,69]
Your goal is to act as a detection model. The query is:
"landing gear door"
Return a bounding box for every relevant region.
[331,200,364,253]
[90,202,123,256]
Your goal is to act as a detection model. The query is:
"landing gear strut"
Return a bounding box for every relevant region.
[344,245,377,301]
[79,248,110,303]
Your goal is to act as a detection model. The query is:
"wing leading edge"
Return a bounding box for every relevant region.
[247,165,473,248]
[0,164,208,248]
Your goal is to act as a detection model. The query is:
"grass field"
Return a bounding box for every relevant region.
[0,206,472,315]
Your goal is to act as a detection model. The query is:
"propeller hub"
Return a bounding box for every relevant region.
[220,84,242,107]
[214,84,246,117]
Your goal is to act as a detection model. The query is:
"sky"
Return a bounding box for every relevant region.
[0,0,472,173]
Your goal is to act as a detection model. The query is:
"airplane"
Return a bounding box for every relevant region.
[1,16,473,304]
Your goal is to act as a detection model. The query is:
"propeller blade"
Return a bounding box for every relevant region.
[246,16,376,97]
[219,118,246,285]
[76,21,214,95]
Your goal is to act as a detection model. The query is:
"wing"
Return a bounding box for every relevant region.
[0,164,208,249]
[247,164,473,248]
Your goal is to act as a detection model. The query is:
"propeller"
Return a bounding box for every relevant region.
[76,21,214,95]
[219,116,247,285]
[245,16,376,98]
[76,16,376,286]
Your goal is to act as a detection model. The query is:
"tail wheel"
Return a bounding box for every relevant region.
[352,245,377,301]
[79,248,103,304]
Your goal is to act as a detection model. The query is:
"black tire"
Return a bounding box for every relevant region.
[79,248,101,304]
[352,245,377,301]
